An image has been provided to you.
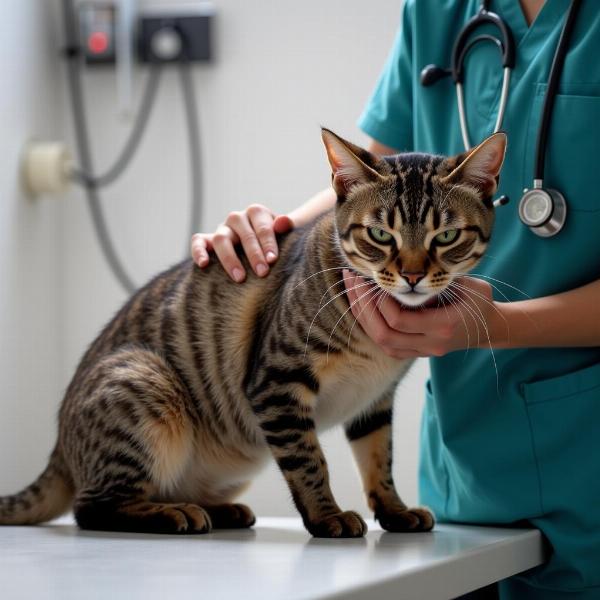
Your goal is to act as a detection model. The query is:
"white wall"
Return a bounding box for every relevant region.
[3,0,428,515]
[0,2,64,493]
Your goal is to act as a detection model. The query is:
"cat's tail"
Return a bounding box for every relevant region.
[0,447,74,525]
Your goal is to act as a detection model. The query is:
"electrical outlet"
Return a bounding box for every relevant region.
[138,4,214,63]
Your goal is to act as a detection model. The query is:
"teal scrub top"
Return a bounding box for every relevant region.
[358,1,600,596]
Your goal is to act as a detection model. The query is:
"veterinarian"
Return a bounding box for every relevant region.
[191,1,600,598]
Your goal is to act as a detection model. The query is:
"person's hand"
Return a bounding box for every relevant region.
[191,204,294,282]
[343,271,505,359]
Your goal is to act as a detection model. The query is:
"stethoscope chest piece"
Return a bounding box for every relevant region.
[518,185,567,237]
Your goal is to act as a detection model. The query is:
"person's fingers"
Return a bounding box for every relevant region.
[344,272,379,320]
[376,295,427,334]
[344,271,410,353]
[212,226,246,282]
[225,211,269,277]
[273,214,294,234]
[352,279,380,317]
[345,272,377,317]
[191,233,213,268]
[377,294,456,338]
[377,297,458,356]
[247,205,280,265]
[344,272,449,358]
[363,309,423,358]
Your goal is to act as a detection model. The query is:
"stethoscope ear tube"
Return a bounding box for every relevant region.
[450,5,516,150]
[450,8,515,85]
[420,65,451,87]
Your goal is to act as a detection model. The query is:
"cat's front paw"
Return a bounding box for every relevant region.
[307,510,368,538]
[376,506,435,532]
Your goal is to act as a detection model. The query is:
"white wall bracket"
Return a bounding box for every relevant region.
[21,141,73,197]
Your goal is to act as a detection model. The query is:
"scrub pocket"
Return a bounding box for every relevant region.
[524,83,600,213]
[521,361,600,590]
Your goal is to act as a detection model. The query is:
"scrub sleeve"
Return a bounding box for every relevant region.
[358,1,600,598]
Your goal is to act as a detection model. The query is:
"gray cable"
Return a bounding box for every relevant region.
[179,63,203,243]
[62,0,136,293]
[71,66,162,189]
[62,0,203,294]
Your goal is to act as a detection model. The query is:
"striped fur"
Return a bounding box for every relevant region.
[0,130,504,537]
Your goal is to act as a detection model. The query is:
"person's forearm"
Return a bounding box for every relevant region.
[288,187,337,228]
[491,278,600,349]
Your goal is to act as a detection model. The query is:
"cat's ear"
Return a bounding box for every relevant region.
[321,128,384,198]
[442,132,507,198]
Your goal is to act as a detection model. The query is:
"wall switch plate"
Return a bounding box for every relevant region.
[138,4,214,63]
[78,2,117,64]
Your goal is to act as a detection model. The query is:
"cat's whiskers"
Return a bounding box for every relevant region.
[448,285,491,342]
[452,273,539,330]
[304,280,375,357]
[319,277,348,307]
[453,272,531,299]
[292,266,348,292]
[444,287,500,396]
[373,288,389,317]
[346,287,386,353]
[448,280,509,330]
[372,287,389,324]
[448,285,489,341]
[441,288,476,359]
[439,289,471,355]
[326,284,381,363]
[443,287,482,351]
[375,287,388,309]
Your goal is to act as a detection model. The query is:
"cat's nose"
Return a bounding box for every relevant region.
[400,271,426,288]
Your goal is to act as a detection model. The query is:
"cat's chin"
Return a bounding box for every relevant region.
[391,291,440,309]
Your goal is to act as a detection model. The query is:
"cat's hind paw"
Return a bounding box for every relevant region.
[75,500,212,535]
[205,503,256,529]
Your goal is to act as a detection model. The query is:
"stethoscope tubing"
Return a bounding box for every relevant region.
[420,0,583,237]
[533,0,582,185]
[457,66,511,151]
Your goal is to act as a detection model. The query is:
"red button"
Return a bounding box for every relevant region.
[88,31,109,55]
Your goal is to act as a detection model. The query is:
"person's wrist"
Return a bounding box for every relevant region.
[287,209,309,228]
[486,301,513,349]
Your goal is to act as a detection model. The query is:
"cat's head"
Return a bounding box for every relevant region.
[321,129,506,307]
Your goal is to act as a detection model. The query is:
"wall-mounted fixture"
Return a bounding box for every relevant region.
[21,1,215,293]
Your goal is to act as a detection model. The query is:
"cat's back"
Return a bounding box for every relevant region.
[65,227,305,405]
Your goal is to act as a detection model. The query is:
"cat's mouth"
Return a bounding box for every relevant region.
[391,289,441,308]
[349,271,443,308]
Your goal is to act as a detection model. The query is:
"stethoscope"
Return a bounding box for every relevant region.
[420,0,582,237]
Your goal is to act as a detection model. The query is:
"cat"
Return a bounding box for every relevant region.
[0,129,506,538]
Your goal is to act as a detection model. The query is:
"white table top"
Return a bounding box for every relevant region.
[0,516,545,600]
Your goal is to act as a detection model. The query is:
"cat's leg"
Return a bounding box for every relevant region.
[345,391,435,532]
[249,379,366,538]
[70,348,212,534]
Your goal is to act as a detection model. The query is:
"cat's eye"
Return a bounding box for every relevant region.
[434,229,460,245]
[368,227,393,244]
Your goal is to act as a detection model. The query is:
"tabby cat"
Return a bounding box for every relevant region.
[0,129,506,537]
